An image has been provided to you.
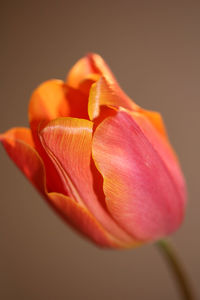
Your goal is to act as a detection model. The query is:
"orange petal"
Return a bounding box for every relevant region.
[88,76,139,120]
[66,55,97,89]
[0,127,46,194]
[39,117,136,246]
[86,53,118,82]
[0,127,34,147]
[140,109,168,138]
[92,110,186,241]
[29,79,70,134]
[66,53,138,120]
[28,79,90,193]
[78,73,100,95]
[29,79,90,138]
[48,192,119,247]
[86,53,139,118]
[66,53,114,88]
[0,128,121,247]
[64,86,89,119]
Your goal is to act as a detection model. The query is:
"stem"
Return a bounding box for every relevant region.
[156,239,195,300]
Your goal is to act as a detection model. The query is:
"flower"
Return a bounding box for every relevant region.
[0,54,186,248]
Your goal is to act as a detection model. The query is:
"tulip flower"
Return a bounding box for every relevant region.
[0,53,186,248]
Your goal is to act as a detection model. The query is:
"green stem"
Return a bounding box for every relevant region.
[156,240,195,300]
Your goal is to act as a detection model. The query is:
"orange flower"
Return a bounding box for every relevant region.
[0,54,186,248]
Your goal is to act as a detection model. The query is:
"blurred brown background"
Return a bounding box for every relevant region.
[0,1,199,299]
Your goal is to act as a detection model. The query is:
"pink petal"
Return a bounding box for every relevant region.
[92,110,186,241]
[130,110,186,203]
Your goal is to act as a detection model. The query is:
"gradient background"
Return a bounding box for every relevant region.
[1,1,199,299]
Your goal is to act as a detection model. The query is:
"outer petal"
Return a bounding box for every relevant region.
[0,127,46,194]
[39,117,136,247]
[129,110,186,202]
[92,111,186,241]
[48,192,119,248]
[0,128,120,247]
